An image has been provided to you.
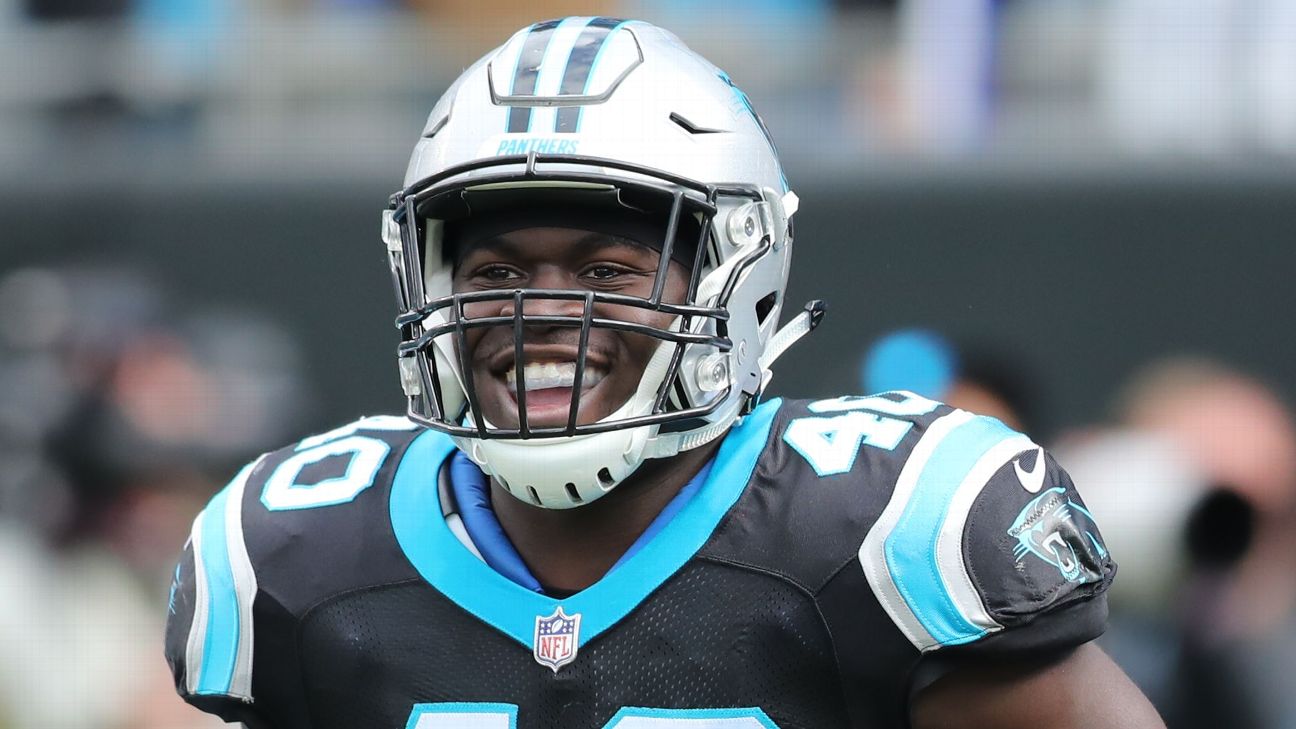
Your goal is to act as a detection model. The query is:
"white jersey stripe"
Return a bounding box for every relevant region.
[184,512,210,696]
[225,456,262,698]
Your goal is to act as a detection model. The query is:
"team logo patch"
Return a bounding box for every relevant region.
[533,606,581,672]
[1007,487,1107,582]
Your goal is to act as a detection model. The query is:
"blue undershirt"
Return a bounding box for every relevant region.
[447,450,715,594]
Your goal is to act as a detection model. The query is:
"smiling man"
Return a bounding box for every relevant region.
[164,17,1163,729]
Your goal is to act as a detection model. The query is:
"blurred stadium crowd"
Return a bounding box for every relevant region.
[4,0,1296,188]
[2,0,1295,727]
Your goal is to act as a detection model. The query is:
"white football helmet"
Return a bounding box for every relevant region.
[382,17,822,508]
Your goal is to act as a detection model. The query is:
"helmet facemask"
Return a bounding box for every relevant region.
[384,153,786,507]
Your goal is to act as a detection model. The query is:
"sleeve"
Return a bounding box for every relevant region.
[163,460,306,729]
[857,413,1115,660]
[902,425,1116,695]
[955,446,1114,651]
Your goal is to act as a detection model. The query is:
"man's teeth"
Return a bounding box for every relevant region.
[505,362,606,393]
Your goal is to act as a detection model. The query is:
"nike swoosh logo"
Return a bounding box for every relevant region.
[1013,447,1046,493]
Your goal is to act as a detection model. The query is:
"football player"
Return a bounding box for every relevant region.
[165,18,1163,729]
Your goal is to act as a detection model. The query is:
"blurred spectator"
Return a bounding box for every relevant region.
[406,0,618,53]
[897,0,995,153]
[861,328,1045,437]
[0,266,308,728]
[836,0,897,7]
[1059,357,1296,729]
[1118,358,1296,522]
[1055,430,1243,726]
[1117,359,1296,728]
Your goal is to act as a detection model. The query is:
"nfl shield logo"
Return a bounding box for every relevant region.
[533,606,581,672]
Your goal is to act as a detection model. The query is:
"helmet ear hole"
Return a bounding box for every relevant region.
[526,486,543,506]
[755,291,778,325]
[597,468,616,489]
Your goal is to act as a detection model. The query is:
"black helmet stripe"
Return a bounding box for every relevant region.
[555,17,627,133]
[505,19,563,133]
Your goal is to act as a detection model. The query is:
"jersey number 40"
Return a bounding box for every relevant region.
[783,393,940,477]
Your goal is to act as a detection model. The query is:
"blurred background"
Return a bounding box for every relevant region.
[1,0,1294,727]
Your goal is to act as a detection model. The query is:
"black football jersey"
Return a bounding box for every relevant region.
[165,393,1115,729]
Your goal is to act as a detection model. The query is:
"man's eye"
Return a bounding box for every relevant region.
[480,266,520,282]
[584,265,624,280]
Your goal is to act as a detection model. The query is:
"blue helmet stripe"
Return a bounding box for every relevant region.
[506,19,563,133]
[555,17,627,133]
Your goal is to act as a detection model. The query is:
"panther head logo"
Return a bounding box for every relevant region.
[1007,487,1105,582]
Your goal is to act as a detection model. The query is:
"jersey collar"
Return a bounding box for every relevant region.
[389,398,782,650]
[447,449,715,595]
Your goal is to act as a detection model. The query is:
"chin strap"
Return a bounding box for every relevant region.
[760,299,827,373]
[642,400,742,459]
[754,298,828,399]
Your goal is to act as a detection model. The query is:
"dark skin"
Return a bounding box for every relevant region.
[453,227,1165,729]
[453,226,719,593]
[912,643,1164,729]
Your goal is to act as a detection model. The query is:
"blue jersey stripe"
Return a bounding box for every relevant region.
[604,707,779,728]
[884,415,1016,646]
[506,19,562,133]
[405,702,519,729]
[195,485,239,694]
[555,17,627,133]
